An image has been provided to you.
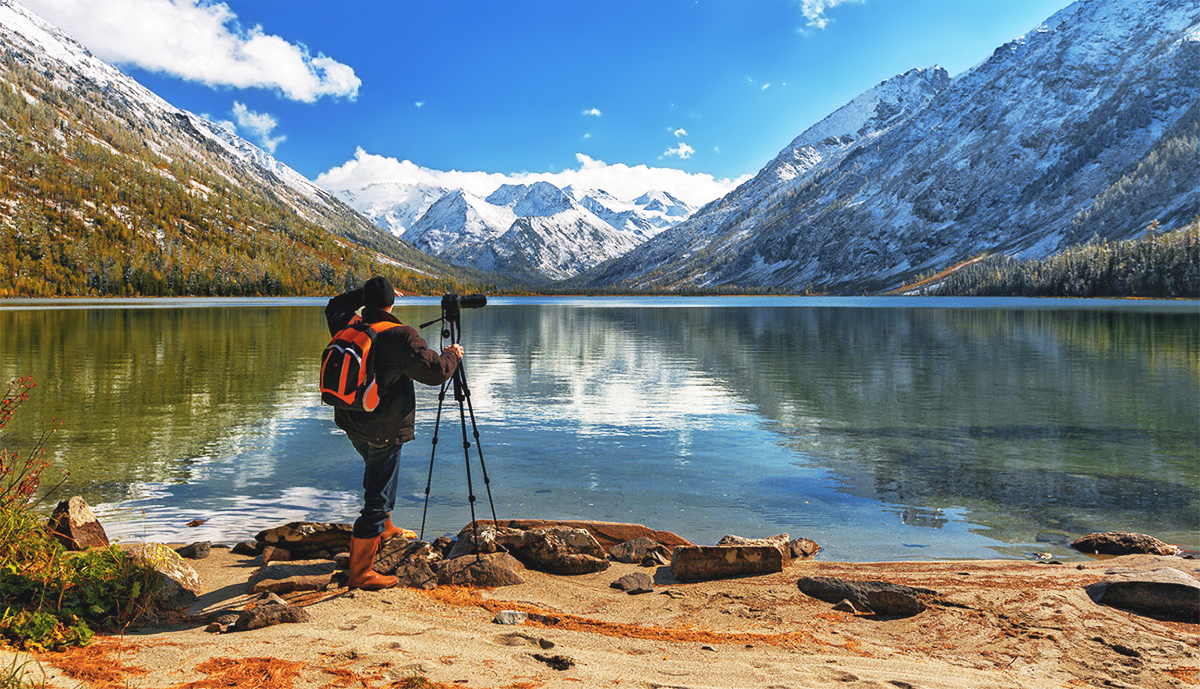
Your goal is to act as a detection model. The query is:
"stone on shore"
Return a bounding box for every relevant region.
[493,610,528,625]
[255,521,353,559]
[609,537,673,564]
[790,538,822,558]
[47,496,109,550]
[797,576,937,617]
[446,525,528,560]
[611,572,654,594]
[248,561,337,594]
[717,534,793,565]
[232,602,311,632]
[1071,532,1181,557]
[449,524,609,575]
[374,539,441,589]
[232,541,261,556]
[123,543,201,610]
[437,552,525,587]
[485,519,691,552]
[1086,567,1200,622]
[670,545,785,582]
[176,541,211,560]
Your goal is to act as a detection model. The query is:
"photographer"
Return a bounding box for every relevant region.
[325,276,463,590]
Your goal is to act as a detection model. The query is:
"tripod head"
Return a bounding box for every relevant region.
[420,293,487,337]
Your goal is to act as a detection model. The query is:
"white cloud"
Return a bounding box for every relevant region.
[798,0,862,30]
[673,128,688,138]
[316,148,750,208]
[761,83,771,90]
[20,0,360,102]
[231,101,284,153]
[583,133,592,139]
[663,142,696,160]
[582,107,602,117]
[714,146,721,154]
[415,101,425,108]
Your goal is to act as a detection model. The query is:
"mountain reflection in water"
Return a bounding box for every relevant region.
[1,297,1195,560]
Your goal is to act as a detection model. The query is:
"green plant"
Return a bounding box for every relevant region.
[0,653,48,689]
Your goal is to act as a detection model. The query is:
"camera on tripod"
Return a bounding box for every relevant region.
[440,293,487,321]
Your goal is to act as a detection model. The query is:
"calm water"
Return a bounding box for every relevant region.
[1,297,1196,561]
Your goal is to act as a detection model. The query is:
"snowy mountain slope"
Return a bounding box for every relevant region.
[567,186,697,241]
[406,190,517,257]
[332,181,448,237]
[585,0,1200,292]
[0,0,483,291]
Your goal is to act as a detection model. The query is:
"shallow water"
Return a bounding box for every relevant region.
[1,296,1196,560]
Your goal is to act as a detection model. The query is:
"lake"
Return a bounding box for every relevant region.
[1,296,1196,561]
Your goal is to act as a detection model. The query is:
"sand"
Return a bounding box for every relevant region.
[5,548,1199,689]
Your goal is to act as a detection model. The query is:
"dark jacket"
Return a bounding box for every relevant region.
[325,288,460,444]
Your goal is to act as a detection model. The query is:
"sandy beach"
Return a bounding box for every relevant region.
[5,544,1198,689]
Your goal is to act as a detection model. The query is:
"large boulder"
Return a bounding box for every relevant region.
[610,537,673,564]
[374,539,441,590]
[1087,567,1200,622]
[1071,532,1181,557]
[670,545,785,582]
[254,522,353,559]
[47,497,109,550]
[437,552,525,587]
[717,534,792,565]
[484,520,690,552]
[123,543,201,610]
[248,561,337,594]
[797,576,937,617]
[448,525,610,575]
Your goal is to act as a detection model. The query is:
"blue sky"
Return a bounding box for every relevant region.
[23,0,1074,204]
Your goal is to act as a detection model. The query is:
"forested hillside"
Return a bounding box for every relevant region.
[0,49,495,297]
[917,220,1199,298]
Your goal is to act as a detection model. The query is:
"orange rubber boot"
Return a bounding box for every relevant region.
[381,514,402,541]
[348,535,397,590]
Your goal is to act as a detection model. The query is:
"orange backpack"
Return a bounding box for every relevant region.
[320,316,400,412]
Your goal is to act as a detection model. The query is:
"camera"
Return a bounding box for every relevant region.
[440,293,487,319]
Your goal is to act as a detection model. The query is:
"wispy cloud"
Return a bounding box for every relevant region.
[582,107,602,117]
[231,102,284,152]
[663,142,695,160]
[317,148,750,208]
[415,101,425,108]
[798,0,863,31]
[20,0,360,102]
[761,83,771,90]
[673,128,688,138]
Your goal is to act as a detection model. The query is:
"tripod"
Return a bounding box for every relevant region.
[418,297,497,559]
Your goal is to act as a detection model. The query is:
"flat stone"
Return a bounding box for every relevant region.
[123,543,201,610]
[493,610,528,625]
[610,537,673,564]
[790,538,822,559]
[1072,532,1181,556]
[232,602,311,632]
[485,519,691,552]
[248,561,337,594]
[611,572,654,594]
[671,545,785,582]
[717,534,792,565]
[797,576,936,617]
[255,522,354,558]
[175,541,211,560]
[1087,567,1200,622]
[47,496,109,550]
[437,552,525,587]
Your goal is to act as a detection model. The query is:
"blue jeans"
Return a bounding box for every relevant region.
[349,437,402,539]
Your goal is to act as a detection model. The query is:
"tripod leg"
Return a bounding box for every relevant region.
[419,373,451,541]
[457,362,498,524]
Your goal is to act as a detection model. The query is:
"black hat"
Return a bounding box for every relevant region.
[363,276,395,309]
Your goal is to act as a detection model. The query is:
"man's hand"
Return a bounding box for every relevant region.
[445,343,464,359]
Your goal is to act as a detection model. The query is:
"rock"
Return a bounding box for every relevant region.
[670,545,785,582]
[232,602,311,632]
[205,613,239,633]
[248,561,337,594]
[485,519,691,552]
[611,572,654,594]
[797,577,936,617]
[642,550,671,567]
[393,559,438,590]
[449,524,609,575]
[519,527,610,575]
[790,538,822,559]
[531,653,574,671]
[437,552,525,587]
[47,496,109,550]
[493,610,528,625]
[123,543,202,610]
[610,537,673,564]
[261,546,291,563]
[175,541,211,560]
[375,539,441,574]
[1071,532,1181,557]
[333,552,350,569]
[253,592,288,606]
[1086,567,1200,622]
[232,541,260,556]
[527,612,561,626]
[255,522,354,559]
[717,534,792,565]
[432,536,456,558]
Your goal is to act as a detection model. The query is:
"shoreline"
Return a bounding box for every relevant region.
[6,544,1199,689]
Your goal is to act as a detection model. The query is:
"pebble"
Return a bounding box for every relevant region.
[493,610,529,625]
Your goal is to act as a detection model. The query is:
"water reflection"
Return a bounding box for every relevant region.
[1,299,1195,559]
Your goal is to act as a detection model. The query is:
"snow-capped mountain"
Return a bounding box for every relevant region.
[405,182,637,281]
[567,187,696,241]
[333,181,448,237]
[0,0,463,287]
[586,0,1199,292]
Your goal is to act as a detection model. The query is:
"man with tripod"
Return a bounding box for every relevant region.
[325,276,463,590]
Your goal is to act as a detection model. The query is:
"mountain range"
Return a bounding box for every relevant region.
[583,0,1199,291]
